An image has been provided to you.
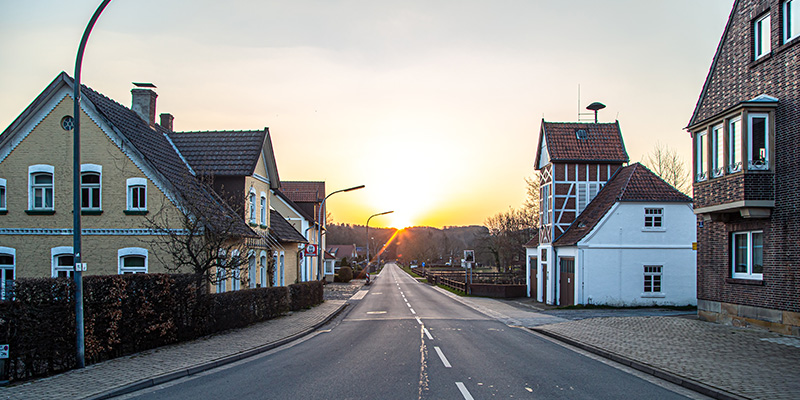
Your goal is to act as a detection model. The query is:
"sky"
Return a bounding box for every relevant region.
[0,1,733,229]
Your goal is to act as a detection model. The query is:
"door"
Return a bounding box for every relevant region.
[540,248,548,303]
[559,257,575,306]
[528,256,538,298]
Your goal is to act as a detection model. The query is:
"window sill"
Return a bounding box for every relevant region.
[249,222,259,227]
[749,52,773,68]
[641,293,666,298]
[642,228,666,232]
[259,224,268,229]
[81,210,103,215]
[124,210,148,215]
[726,277,764,286]
[26,209,55,215]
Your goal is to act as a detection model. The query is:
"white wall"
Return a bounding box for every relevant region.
[576,202,696,306]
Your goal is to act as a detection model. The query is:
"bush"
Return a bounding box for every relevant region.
[289,281,324,311]
[0,274,296,382]
[335,266,353,283]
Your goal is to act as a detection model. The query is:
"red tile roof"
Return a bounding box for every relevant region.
[553,163,691,246]
[537,120,629,165]
[522,232,540,248]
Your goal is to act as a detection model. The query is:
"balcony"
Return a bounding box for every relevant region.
[693,172,774,220]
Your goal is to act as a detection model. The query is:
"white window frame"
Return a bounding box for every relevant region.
[118,247,148,274]
[541,184,551,224]
[80,164,102,211]
[0,178,6,211]
[0,247,15,300]
[248,254,257,288]
[248,189,257,224]
[51,246,75,278]
[711,124,724,178]
[260,192,267,226]
[747,113,770,170]
[728,117,742,173]
[577,182,601,214]
[643,208,664,230]
[260,251,268,287]
[643,265,663,294]
[279,252,285,286]
[755,12,772,59]
[695,131,708,182]
[126,178,147,211]
[217,268,227,293]
[784,0,799,43]
[29,164,54,210]
[732,231,764,280]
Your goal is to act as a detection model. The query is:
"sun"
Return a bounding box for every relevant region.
[389,213,414,230]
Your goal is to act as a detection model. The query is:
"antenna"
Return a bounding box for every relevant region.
[577,84,597,122]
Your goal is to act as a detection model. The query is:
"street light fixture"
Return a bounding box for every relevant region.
[317,185,365,279]
[366,211,393,268]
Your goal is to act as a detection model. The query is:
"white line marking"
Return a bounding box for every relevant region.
[410,308,416,314]
[407,303,412,308]
[434,346,451,368]
[423,327,433,340]
[366,311,387,314]
[455,382,474,400]
[415,317,423,325]
[349,290,369,300]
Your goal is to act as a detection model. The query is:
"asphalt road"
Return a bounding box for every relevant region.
[121,263,699,399]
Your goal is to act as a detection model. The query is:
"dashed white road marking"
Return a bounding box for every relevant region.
[366,311,387,315]
[434,346,451,368]
[407,303,412,308]
[415,317,423,325]
[455,382,474,400]
[423,327,433,340]
[410,308,416,314]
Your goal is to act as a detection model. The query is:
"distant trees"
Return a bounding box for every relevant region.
[483,207,536,271]
[643,142,690,194]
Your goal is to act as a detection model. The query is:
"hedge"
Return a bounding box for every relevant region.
[0,274,322,382]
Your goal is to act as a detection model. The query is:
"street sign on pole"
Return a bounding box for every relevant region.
[304,244,318,257]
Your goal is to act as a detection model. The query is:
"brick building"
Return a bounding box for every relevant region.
[689,0,800,335]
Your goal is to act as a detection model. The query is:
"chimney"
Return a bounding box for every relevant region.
[160,113,174,131]
[131,82,157,127]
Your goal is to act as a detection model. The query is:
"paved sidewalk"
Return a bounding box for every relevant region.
[0,300,347,400]
[430,286,800,400]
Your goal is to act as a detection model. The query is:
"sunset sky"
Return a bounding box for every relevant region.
[0,1,733,229]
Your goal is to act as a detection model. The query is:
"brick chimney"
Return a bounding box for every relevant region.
[160,113,174,131]
[131,82,157,127]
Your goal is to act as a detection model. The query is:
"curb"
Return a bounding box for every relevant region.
[86,302,349,400]
[531,328,749,400]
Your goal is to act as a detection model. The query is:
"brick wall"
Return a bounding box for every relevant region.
[693,0,800,314]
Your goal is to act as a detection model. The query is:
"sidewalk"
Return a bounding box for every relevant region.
[0,299,348,400]
[429,286,800,400]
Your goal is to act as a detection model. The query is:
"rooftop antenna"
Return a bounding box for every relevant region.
[586,102,606,123]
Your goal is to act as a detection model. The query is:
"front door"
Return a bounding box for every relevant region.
[529,256,538,298]
[559,257,575,306]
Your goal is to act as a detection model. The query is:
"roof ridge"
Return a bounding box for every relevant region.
[616,163,638,201]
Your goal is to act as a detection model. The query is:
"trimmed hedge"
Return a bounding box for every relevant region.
[288,281,324,311]
[335,266,353,283]
[0,274,313,382]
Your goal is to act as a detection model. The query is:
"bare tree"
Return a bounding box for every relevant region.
[484,207,536,271]
[141,173,264,293]
[643,142,690,194]
[523,172,541,228]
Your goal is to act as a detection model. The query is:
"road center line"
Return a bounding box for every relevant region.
[415,317,423,325]
[455,382,474,400]
[423,327,433,340]
[434,346,451,368]
[410,308,416,314]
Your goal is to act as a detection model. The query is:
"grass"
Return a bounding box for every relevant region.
[400,265,421,278]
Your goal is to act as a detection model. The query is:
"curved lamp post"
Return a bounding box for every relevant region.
[317,185,365,279]
[366,211,393,266]
[73,0,112,369]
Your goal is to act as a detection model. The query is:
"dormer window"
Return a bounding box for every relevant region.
[575,129,588,140]
[754,12,772,59]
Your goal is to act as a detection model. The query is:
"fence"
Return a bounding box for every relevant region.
[412,267,525,295]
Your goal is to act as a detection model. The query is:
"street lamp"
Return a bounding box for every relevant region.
[366,211,393,268]
[73,0,112,369]
[317,185,365,279]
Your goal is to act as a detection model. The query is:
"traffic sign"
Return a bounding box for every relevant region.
[0,345,8,359]
[304,244,318,257]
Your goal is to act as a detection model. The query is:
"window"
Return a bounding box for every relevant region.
[784,0,799,43]
[644,208,663,229]
[732,231,763,280]
[232,268,241,291]
[748,114,769,170]
[249,255,257,288]
[29,165,54,211]
[118,248,148,274]
[249,190,256,224]
[644,265,662,293]
[126,178,147,211]
[260,193,267,226]
[541,184,550,224]
[0,247,15,300]
[81,164,102,211]
[711,124,724,177]
[695,131,708,182]
[217,268,227,293]
[755,12,772,59]
[51,246,74,278]
[728,117,742,173]
[260,251,268,287]
[0,178,6,211]
[272,252,280,286]
[577,182,601,214]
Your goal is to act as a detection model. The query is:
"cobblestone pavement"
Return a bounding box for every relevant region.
[535,317,800,400]
[0,300,346,400]
[323,280,365,300]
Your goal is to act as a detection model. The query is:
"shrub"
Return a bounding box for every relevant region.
[289,281,324,311]
[336,266,353,283]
